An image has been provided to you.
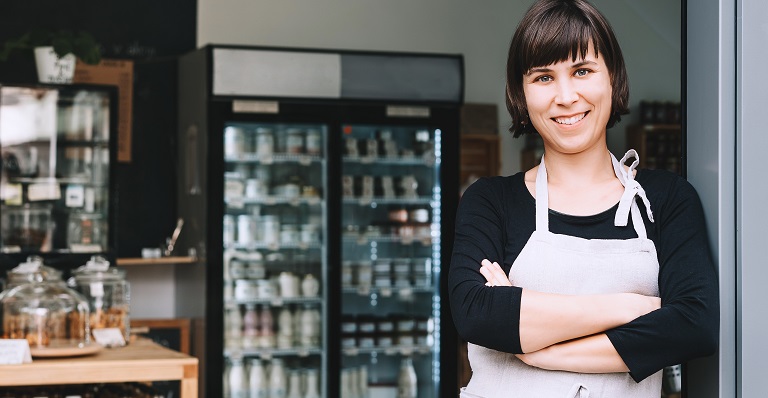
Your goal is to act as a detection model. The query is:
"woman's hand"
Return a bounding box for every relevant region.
[479,259,511,287]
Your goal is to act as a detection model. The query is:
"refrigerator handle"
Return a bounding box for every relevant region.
[185,124,202,195]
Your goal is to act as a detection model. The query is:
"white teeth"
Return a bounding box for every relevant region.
[554,112,586,125]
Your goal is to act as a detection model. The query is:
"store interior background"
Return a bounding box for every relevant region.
[126,0,681,319]
[0,0,681,321]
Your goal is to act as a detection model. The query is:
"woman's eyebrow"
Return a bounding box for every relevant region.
[525,60,599,76]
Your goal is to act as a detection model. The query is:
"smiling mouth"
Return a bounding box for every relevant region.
[553,111,589,125]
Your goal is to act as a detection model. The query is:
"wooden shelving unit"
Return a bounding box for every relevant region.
[626,124,682,174]
[0,339,199,397]
[116,256,197,266]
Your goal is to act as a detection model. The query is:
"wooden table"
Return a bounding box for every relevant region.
[0,339,198,398]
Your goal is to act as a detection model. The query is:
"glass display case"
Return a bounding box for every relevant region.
[340,124,441,397]
[221,122,328,398]
[0,85,115,256]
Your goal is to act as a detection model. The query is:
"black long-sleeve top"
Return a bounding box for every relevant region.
[448,169,719,382]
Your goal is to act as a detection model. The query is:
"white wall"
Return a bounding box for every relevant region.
[197,0,680,175]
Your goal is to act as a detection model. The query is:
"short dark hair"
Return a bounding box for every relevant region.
[506,0,629,137]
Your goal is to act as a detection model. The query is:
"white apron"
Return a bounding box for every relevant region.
[461,150,663,398]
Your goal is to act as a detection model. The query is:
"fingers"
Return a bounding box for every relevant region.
[480,259,512,287]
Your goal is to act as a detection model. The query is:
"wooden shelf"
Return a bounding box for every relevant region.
[116,256,197,266]
[0,339,199,397]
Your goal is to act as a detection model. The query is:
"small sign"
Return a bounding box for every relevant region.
[386,105,430,118]
[65,185,86,207]
[1,183,23,205]
[92,328,126,347]
[233,100,279,114]
[27,182,61,201]
[0,339,32,365]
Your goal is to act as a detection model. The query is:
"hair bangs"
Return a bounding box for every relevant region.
[520,9,599,74]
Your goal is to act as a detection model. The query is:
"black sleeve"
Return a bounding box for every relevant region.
[448,177,524,354]
[605,175,719,382]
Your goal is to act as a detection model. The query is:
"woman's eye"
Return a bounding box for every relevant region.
[535,75,553,83]
[575,69,591,77]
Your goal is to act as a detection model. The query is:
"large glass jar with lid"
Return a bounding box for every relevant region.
[0,256,91,351]
[69,255,130,346]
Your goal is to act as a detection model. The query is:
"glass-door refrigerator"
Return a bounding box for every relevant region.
[0,84,117,276]
[176,45,462,398]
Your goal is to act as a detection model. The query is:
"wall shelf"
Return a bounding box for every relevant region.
[116,256,197,266]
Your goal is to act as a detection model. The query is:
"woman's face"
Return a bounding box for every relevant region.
[522,46,613,156]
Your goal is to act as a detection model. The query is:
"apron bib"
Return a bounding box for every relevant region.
[461,150,663,398]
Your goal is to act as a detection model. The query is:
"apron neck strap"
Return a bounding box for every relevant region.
[535,150,654,237]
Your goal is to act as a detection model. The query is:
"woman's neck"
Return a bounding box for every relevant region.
[542,145,615,186]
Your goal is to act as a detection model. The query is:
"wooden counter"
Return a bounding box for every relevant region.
[0,339,198,398]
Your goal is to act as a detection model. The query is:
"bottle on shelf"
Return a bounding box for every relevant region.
[358,365,369,398]
[248,358,268,398]
[277,306,294,349]
[397,357,417,398]
[299,303,321,348]
[258,304,275,349]
[228,357,248,398]
[226,306,243,350]
[286,369,303,398]
[242,304,259,349]
[304,368,321,398]
[268,358,287,398]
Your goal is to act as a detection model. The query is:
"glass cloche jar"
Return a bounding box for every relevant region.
[0,256,91,351]
[69,255,130,346]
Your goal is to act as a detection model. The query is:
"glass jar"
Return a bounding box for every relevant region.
[0,204,54,252]
[0,257,91,351]
[69,255,130,345]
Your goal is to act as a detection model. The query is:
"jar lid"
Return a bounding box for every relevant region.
[71,255,125,281]
[7,256,62,284]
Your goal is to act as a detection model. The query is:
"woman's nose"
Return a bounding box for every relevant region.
[554,80,579,105]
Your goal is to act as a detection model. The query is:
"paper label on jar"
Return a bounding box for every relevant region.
[90,282,105,297]
[0,339,32,364]
[93,327,126,347]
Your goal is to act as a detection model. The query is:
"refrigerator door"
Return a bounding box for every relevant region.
[340,123,442,398]
[221,121,328,398]
[0,85,113,255]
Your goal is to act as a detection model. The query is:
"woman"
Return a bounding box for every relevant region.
[448,0,719,397]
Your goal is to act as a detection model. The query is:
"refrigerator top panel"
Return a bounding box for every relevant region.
[0,85,113,256]
[207,45,463,103]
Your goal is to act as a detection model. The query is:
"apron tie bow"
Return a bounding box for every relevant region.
[613,150,654,227]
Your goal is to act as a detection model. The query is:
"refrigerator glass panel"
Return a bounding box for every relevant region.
[340,124,441,398]
[0,86,111,254]
[221,122,328,398]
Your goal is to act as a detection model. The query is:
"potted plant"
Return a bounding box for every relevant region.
[0,29,102,83]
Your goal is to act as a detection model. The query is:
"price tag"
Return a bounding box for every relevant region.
[259,155,274,165]
[92,328,126,347]
[299,156,311,166]
[400,347,414,356]
[289,198,300,207]
[297,348,310,357]
[271,298,284,306]
[343,348,359,356]
[398,288,413,299]
[0,339,32,365]
[380,288,392,297]
[384,347,397,356]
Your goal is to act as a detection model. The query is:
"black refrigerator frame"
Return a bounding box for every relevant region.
[176,44,462,398]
